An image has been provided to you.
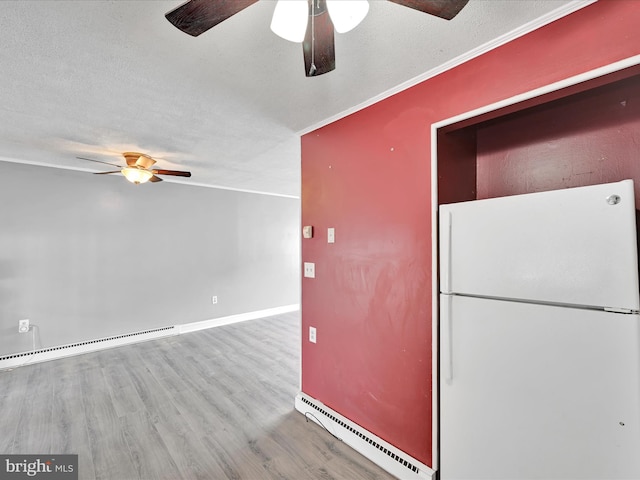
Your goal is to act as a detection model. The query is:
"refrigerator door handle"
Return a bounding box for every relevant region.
[442,294,454,384]
[441,211,453,293]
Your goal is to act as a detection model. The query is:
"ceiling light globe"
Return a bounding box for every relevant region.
[327,0,369,33]
[122,167,153,185]
[270,0,309,43]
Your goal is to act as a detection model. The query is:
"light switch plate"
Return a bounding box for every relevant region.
[309,326,317,343]
[327,227,335,244]
[303,226,314,239]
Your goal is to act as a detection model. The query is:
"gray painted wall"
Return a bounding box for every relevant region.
[0,161,300,356]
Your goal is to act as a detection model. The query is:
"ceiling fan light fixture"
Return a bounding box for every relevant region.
[326,0,369,33]
[122,167,153,185]
[270,0,309,43]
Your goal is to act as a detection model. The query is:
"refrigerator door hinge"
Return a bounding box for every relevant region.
[604,307,639,314]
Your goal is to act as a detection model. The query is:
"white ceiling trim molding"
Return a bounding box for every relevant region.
[0,156,300,199]
[164,178,300,199]
[298,0,598,136]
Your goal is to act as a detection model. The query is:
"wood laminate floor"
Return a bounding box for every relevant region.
[0,311,396,480]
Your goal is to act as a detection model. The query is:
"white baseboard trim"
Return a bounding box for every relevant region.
[177,304,300,334]
[0,304,300,371]
[295,392,435,480]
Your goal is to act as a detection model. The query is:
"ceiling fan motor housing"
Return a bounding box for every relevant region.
[123,152,156,169]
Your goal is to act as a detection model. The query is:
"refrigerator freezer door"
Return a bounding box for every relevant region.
[439,180,640,311]
[439,294,640,480]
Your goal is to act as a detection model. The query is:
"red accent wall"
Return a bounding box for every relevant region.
[476,74,640,200]
[301,1,640,466]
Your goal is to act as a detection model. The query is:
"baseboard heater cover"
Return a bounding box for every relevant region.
[294,392,435,480]
[0,326,176,369]
[0,305,300,370]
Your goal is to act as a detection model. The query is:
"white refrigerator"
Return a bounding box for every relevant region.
[438,180,640,479]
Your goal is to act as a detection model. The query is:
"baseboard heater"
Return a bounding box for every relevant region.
[294,392,435,480]
[0,305,300,371]
[0,326,176,370]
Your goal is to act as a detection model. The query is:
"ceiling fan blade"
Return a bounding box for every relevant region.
[387,0,469,20]
[303,0,335,77]
[93,171,122,175]
[152,169,192,178]
[165,0,259,37]
[77,157,122,168]
[149,175,164,183]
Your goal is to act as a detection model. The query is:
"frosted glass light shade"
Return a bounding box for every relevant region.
[122,167,153,184]
[327,0,369,33]
[270,0,309,43]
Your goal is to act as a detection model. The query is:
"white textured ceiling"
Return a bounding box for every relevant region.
[0,0,582,197]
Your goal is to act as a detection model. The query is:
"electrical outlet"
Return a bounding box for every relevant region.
[18,319,30,334]
[304,262,315,278]
[309,326,317,343]
[212,296,218,305]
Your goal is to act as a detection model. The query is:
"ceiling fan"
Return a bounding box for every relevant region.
[77,152,192,185]
[165,0,470,77]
